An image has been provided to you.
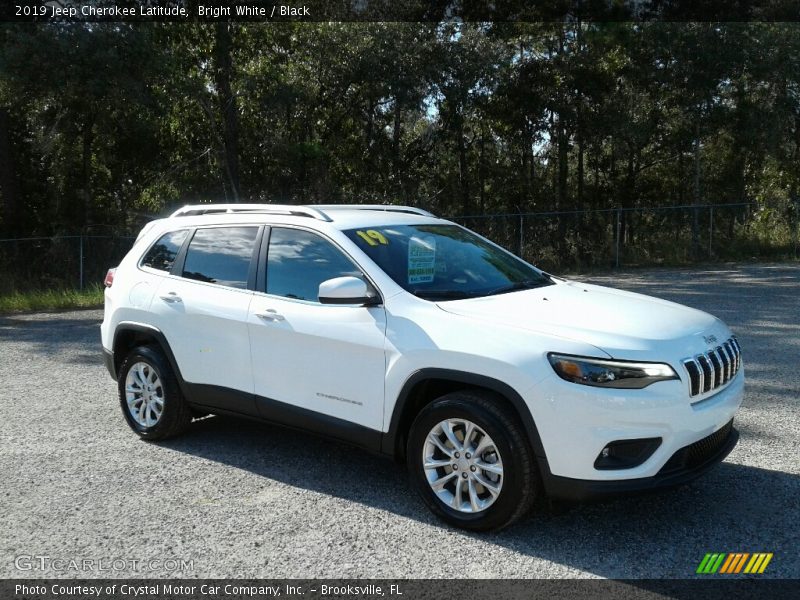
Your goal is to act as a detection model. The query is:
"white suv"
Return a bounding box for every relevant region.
[101,204,743,530]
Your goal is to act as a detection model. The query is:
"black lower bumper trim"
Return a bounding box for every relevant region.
[103,348,116,380]
[544,425,739,502]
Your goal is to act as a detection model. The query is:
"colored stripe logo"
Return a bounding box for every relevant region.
[697,553,773,574]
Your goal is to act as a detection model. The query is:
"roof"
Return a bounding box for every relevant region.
[163,204,447,230]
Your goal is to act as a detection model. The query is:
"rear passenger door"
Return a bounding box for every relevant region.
[150,225,262,415]
[122,228,191,316]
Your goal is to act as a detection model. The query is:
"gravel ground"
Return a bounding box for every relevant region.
[0,263,798,579]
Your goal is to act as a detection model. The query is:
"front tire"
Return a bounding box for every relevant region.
[407,390,539,531]
[118,345,191,441]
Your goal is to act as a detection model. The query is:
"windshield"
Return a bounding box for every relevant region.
[344,224,552,300]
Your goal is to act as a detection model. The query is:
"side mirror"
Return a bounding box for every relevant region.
[318,276,380,306]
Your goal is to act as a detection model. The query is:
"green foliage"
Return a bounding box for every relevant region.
[0,21,797,269]
[0,284,104,313]
[137,182,180,214]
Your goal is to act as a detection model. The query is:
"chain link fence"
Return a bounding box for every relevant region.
[0,202,797,293]
[0,235,136,294]
[455,202,798,273]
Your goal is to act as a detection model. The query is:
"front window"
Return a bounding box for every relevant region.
[344,224,552,300]
[266,227,364,302]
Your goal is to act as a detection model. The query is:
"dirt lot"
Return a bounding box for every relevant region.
[1,263,797,578]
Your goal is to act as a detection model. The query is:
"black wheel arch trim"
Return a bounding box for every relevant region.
[383,368,550,463]
[102,347,116,380]
[110,322,190,398]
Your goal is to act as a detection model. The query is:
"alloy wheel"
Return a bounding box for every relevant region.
[422,418,504,513]
[124,361,164,427]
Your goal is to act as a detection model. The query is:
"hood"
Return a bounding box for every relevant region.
[436,280,729,361]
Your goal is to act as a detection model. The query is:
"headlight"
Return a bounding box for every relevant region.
[547,353,678,389]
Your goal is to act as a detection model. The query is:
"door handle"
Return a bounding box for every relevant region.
[255,309,285,322]
[159,292,182,303]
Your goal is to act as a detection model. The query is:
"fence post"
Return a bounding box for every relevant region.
[708,205,714,257]
[79,235,84,291]
[615,208,621,268]
[794,198,799,259]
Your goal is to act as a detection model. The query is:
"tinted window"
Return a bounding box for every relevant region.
[141,230,188,272]
[344,224,552,300]
[182,227,259,289]
[266,228,361,302]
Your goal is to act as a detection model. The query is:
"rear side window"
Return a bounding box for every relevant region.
[182,227,259,289]
[266,228,361,301]
[140,230,188,272]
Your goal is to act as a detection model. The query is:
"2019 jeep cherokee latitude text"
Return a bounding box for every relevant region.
[101,204,743,530]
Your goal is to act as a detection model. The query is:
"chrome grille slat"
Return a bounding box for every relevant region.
[697,355,713,393]
[694,357,704,395]
[727,340,736,373]
[706,350,724,388]
[729,343,737,372]
[716,346,729,383]
[722,343,735,380]
[682,358,703,396]
[708,354,716,391]
[683,336,741,398]
[731,337,742,371]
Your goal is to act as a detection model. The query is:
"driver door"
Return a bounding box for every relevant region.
[246,226,387,434]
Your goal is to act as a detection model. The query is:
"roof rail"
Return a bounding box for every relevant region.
[170,204,332,222]
[315,204,436,217]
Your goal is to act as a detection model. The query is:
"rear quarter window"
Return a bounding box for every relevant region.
[140,230,189,272]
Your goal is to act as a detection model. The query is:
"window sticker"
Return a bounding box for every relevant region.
[408,236,436,284]
[355,229,389,246]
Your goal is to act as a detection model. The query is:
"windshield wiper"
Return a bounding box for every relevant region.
[414,279,552,300]
[484,279,551,296]
[413,290,478,300]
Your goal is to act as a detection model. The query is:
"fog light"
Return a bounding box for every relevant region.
[594,438,662,470]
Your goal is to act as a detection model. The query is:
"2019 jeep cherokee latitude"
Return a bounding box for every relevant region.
[101,203,743,530]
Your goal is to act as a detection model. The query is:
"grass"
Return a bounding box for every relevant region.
[0,284,104,314]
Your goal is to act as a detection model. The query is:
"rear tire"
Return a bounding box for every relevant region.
[406,390,538,531]
[118,345,191,441]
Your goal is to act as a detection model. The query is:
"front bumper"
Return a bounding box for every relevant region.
[544,419,738,501]
[526,367,744,481]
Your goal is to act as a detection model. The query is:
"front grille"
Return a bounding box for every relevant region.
[682,336,741,399]
[659,419,734,474]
